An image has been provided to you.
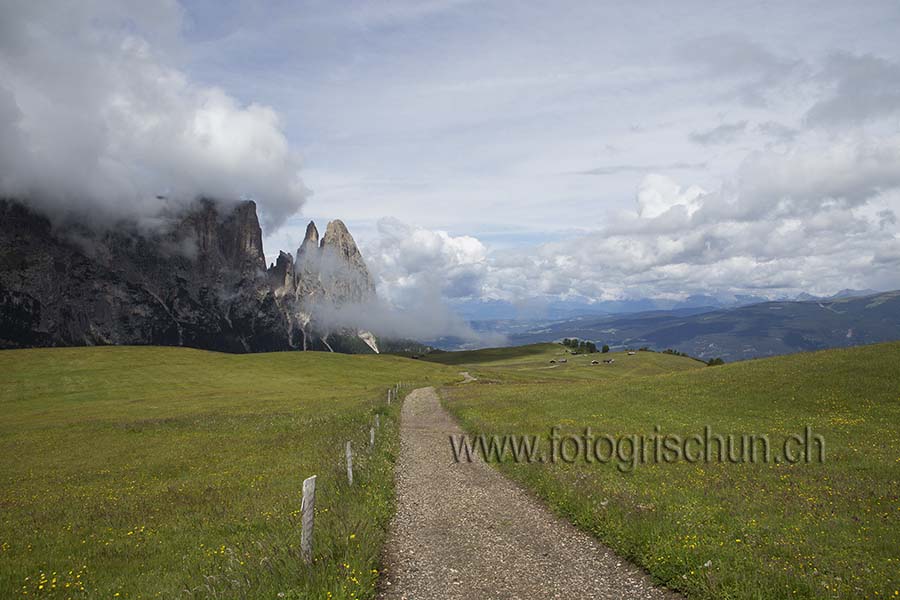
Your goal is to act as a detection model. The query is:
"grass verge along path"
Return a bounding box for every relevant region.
[442,343,900,599]
[0,346,456,598]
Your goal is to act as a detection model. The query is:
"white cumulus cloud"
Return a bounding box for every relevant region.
[0,1,307,230]
[364,218,488,303]
[637,174,706,219]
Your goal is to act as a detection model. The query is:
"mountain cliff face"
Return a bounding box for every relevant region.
[0,199,377,352]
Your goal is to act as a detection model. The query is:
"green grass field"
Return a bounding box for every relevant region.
[441,342,900,599]
[424,342,706,383]
[4,342,898,599]
[0,347,457,598]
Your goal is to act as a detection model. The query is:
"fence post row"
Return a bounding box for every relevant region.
[301,380,403,564]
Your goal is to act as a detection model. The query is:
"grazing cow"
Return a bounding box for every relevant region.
[549,359,556,364]
[591,360,599,365]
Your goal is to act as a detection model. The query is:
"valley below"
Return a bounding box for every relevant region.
[458,290,900,361]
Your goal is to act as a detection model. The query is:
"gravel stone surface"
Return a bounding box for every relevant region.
[378,386,683,599]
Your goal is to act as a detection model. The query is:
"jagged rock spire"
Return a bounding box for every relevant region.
[320,219,375,302]
[269,250,294,291]
[297,220,319,257]
[321,219,362,260]
[219,200,266,273]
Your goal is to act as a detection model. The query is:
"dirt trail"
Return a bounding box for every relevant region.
[379,386,682,599]
[459,371,477,383]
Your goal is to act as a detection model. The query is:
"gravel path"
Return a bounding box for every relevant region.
[379,386,682,599]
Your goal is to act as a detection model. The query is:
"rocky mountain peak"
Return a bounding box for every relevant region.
[298,220,319,257]
[317,219,375,304]
[321,219,361,260]
[1,199,379,353]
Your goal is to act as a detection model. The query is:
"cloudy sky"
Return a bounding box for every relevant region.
[3,1,900,317]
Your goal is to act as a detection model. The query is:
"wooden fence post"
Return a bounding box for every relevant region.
[300,475,316,564]
[345,441,354,485]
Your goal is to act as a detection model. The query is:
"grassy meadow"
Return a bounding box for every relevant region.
[424,342,706,382]
[3,340,898,599]
[0,346,457,598]
[441,342,900,599]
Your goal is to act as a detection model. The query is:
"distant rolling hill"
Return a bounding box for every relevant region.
[507,290,900,361]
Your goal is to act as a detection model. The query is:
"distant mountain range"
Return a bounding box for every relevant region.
[793,289,881,302]
[492,291,900,361]
[448,289,882,323]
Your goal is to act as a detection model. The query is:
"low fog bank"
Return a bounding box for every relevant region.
[309,290,507,349]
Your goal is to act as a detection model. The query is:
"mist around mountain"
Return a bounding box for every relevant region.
[0,198,379,352]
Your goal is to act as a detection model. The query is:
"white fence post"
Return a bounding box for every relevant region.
[300,475,316,564]
[370,426,375,449]
[375,414,380,428]
[345,441,354,485]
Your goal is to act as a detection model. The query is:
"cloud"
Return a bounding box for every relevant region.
[677,34,803,105]
[729,134,900,219]
[636,174,705,219]
[690,121,748,145]
[0,1,307,230]
[417,134,900,305]
[804,53,900,127]
[5,1,900,316]
[364,218,488,302]
[757,121,798,144]
[335,217,502,344]
[355,128,900,309]
[309,292,505,347]
[574,162,706,176]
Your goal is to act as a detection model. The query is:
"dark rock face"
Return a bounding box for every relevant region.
[0,199,376,352]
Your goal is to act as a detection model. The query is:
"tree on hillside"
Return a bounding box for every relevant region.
[707,357,725,366]
[601,344,609,353]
